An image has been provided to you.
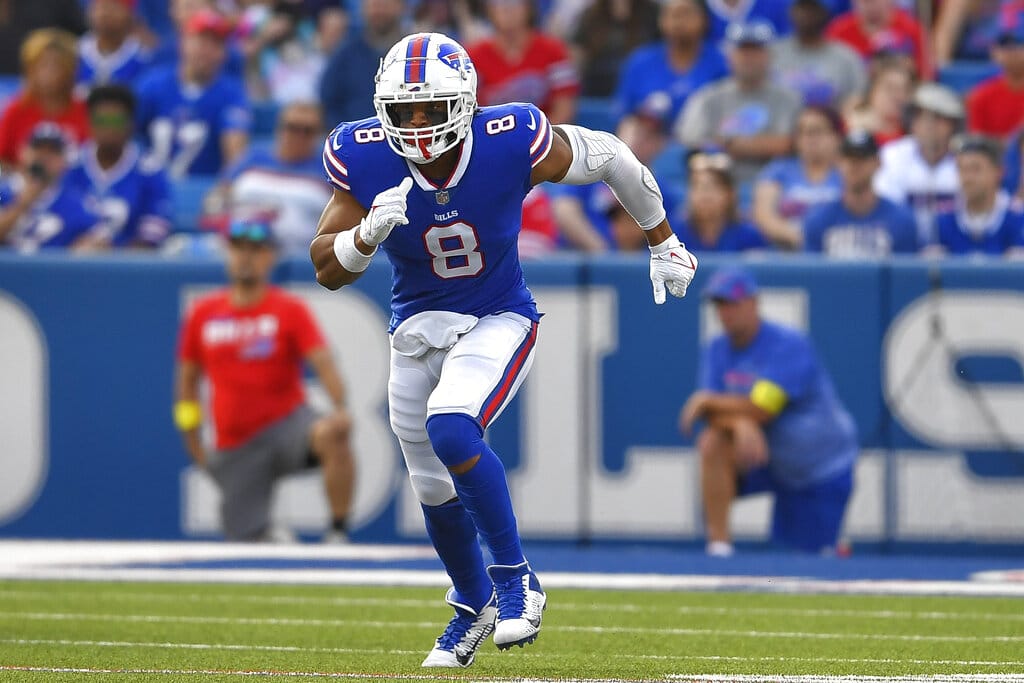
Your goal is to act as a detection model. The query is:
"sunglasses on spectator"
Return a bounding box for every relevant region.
[90,112,131,128]
[280,121,319,136]
[228,218,275,246]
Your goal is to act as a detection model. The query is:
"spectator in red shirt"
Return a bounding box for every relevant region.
[0,28,89,165]
[175,216,356,543]
[517,185,560,259]
[967,26,1024,139]
[825,0,930,79]
[467,0,580,124]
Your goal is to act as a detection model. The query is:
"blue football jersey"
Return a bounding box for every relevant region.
[77,34,153,89]
[935,193,1024,256]
[0,179,102,251]
[705,0,792,42]
[64,142,173,247]
[803,197,919,257]
[612,42,729,130]
[323,103,551,331]
[135,65,251,178]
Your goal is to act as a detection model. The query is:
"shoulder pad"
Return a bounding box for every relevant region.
[323,118,387,192]
[477,103,553,169]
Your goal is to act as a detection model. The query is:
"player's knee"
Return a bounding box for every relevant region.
[409,473,457,506]
[425,412,482,469]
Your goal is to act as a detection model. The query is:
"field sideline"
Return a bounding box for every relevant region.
[1,540,1022,682]
[3,578,1024,683]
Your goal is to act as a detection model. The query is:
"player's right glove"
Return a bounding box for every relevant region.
[649,234,698,304]
[359,177,413,247]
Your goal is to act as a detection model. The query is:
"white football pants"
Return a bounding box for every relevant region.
[388,311,538,506]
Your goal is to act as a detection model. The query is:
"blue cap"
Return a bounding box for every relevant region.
[227,215,276,245]
[702,266,759,302]
[725,20,775,47]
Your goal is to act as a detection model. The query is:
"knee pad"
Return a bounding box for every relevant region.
[409,472,457,506]
[389,377,428,442]
[426,413,483,469]
[390,408,427,443]
[397,437,456,505]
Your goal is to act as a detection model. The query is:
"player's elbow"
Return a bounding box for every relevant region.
[315,267,345,290]
[316,275,343,291]
[310,238,345,290]
[311,257,345,290]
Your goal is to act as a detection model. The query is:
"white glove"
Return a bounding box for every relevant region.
[359,177,413,247]
[649,234,698,304]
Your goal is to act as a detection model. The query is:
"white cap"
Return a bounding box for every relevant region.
[913,83,964,120]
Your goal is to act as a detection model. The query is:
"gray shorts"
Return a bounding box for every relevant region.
[206,404,320,541]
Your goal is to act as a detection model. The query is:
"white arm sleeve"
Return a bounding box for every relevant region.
[555,124,667,230]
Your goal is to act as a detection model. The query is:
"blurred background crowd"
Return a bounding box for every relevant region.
[2,0,1024,260]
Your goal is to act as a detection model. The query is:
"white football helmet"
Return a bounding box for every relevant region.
[373,32,478,165]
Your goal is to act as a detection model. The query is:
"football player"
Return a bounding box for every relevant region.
[310,32,697,668]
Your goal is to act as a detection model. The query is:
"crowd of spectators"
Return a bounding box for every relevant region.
[1,0,1024,259]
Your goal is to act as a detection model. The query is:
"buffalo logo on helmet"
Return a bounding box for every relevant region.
[437,42,472,72]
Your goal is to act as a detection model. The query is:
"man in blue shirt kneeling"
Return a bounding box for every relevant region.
[680,266,858,556]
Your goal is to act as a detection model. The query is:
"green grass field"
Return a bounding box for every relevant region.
[1,579,1023,682]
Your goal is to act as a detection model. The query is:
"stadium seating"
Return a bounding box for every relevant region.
[937,61,1001,94]
[251,101,281,138]
[576,97,616,133]
[171,175,217,233]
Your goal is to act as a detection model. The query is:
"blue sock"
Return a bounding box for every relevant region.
[421,499,493,610]
[426,413,525,567]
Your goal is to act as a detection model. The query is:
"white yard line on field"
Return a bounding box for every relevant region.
[5,665,1024,683]
[3,540,1024,597]
[4,611,1024,643]
[6,565,1024,597]
[668,677,1024,682]
[6,638,1024,670]
[0,667,640,682]
[2,587,1022,623]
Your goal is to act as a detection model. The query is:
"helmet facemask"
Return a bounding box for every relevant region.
[375,89,475,164]
[373,33,478,165]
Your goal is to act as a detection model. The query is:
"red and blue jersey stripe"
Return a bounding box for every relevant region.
[321,137,350,191]
[477,321,539,428]
[529,112,553,168]
[404,35,430,84]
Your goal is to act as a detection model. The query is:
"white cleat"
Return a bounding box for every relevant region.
[421,588,497,668]
[487,561,546,650]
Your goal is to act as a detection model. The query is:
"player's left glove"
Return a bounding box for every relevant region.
[649,234,698,304]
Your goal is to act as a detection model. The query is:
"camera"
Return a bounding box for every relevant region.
[27,161,50,182]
